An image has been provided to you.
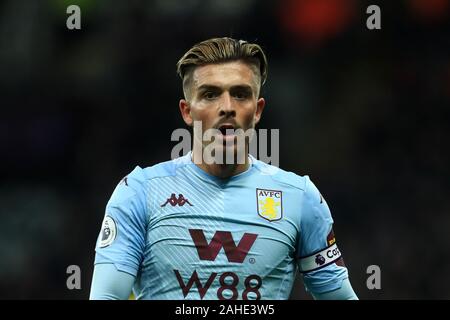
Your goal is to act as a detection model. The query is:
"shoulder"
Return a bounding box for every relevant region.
[251,157,317,194]
[140,153,192,180]
[125,153,192,185]
[251,157,327,215]
[108,154,191,205]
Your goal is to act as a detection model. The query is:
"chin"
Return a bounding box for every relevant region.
[219,144,247,165]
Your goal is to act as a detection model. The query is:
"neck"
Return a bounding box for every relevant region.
[192,145,250,179]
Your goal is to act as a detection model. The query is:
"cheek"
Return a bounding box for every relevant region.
[245,113,255,124]
[241,105,257,125]
[190,107,215,125]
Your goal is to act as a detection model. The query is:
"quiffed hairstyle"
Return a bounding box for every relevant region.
[176,37,268,97]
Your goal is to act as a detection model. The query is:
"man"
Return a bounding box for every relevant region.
[90,37,358,300]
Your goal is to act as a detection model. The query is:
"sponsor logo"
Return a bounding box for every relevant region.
[161,193,193,207]
[189,229,257,263]
[256,189,282,221]
[174,229,261,299]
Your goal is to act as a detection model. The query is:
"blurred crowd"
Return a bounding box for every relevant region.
[0,0,449,299]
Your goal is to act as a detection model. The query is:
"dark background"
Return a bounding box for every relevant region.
[0,0,449,299]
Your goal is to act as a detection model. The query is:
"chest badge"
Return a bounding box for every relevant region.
[256,188,283,222]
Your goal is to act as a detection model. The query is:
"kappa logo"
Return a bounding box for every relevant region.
[256,188,282,221]
[161,193,193,207]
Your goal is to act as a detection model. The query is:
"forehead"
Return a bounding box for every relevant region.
[191,61,258,89]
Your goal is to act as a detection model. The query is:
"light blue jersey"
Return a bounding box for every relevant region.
[93,153,349,300]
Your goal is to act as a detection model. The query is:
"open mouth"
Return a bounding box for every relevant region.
[218,124,236,136]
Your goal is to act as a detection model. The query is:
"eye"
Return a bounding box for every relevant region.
[234,91,251,100]
[203,91,218,100]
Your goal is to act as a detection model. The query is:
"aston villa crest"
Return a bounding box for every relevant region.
[256,188,283,222]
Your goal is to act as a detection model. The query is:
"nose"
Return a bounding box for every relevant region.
[218,92,236,118]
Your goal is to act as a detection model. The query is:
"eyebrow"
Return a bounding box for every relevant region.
[196,84,254,93]
[197,85,222,93]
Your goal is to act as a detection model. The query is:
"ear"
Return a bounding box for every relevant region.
[254,97,265,125]
[179,99,193,126]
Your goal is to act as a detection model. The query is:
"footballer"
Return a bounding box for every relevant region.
[89,37,358,300]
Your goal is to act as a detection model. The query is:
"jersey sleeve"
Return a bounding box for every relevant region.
[90,263,136,300]
[93,166,148,277]
[296,176,349,294]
